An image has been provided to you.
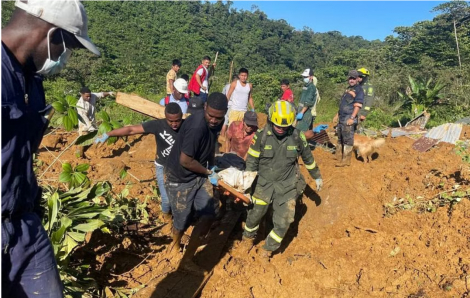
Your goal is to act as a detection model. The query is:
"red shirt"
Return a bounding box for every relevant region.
[227,121,257,159]
[281,88,294,103]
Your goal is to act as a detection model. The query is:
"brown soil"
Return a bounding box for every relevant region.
[38,123,470,298]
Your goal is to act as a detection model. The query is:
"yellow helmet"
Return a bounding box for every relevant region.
[357,67,370,76]
[269,100,295,127]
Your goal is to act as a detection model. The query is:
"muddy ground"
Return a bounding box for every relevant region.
[38,123,470,298]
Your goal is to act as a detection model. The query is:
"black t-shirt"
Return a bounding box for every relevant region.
[142,119,181,165]
[166,111,220,183]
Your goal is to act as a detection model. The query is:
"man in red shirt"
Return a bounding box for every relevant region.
[280,78,294,103]
[225,111,258,160]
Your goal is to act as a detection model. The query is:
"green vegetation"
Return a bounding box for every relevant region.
[2,1,469,127]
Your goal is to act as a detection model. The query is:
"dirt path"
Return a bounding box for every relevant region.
[38,126,470,297]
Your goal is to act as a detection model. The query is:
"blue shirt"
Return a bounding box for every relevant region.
[2,43,49,216]
[159,94,188,114]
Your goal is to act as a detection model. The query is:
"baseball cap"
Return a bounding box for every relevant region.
[348,70,359,78]
[173,78,188,94]
[243,111,258,127]
[187,96,204,114]
[15,0,100,56]
[301,68,314,77]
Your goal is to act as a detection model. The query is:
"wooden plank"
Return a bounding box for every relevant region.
[116,92,166,119]
[115,92,191,119]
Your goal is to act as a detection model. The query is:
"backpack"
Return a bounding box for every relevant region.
[188,65,207,94]
[164,95,189,106]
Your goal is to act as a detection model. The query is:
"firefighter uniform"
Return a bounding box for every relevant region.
[296,81,317,132]
[243,124,321,252]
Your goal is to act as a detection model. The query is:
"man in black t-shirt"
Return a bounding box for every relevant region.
[95,103,183,222]
[165,92,227,271]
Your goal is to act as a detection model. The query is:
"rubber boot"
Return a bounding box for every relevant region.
[336,145,353,167]
[334,143,343,161]
[167,227,184,256]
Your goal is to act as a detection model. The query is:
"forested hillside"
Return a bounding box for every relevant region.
[2,1,469,127]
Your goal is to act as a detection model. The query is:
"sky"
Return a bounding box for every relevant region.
[229,1,447,41]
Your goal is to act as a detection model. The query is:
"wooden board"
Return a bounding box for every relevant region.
[116,92,190,119]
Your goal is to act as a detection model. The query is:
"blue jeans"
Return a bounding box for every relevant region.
[155,163,170,214]
[2,213,64,298]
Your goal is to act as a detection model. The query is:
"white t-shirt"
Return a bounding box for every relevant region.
[76,92,104,133]
[196,66,209,94]
[230,80,251,111]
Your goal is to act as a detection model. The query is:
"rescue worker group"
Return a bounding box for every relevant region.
[2,1,376,296]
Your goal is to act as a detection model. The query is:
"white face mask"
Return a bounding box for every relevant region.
[303,77,310,84]
[37,28,72,76]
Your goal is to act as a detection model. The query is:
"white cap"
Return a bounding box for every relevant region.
[301,68,314,77]
[173,78,188,94]
[15,0,100,56]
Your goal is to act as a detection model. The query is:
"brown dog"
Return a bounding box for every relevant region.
[353,134,385,163]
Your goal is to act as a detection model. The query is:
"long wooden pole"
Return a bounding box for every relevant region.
[228,60,234,84]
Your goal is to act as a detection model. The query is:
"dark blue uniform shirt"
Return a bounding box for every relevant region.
[2,43,49,217]
[338,84,364,124]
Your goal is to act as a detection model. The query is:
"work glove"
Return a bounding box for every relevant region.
[94,133,109,144]
[315,178,323,192]
[208,171,220,186]
[296,113,304,120]
[251,108,255,112]
[208,166,220,186]
[313,124,328,133]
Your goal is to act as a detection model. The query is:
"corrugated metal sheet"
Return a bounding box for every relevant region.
[425,123,462,144]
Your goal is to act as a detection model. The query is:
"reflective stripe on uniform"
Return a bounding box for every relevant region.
[244,224,259,232]
[252,196,268,205]
[305,161,316,170]
[268,230,283,243]
[248,147,260,158]
[364,107,371,111]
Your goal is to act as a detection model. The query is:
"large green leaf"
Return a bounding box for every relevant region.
[63,235,79,259]
[98,110,110,122]
[72,172,87,186]
[59,172,72,184]
[46,192,60,232]
[65,95,78,107]
[75,131,98,147]
[68,231,86,242]
[67,108,79,126]
[52,101,66,113]
[98,122,112,135]
[74,219,105,232]
[63,116,74,131]
[62,163,73,173]
[74,163,90,173]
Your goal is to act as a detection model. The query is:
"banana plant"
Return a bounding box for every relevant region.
[398,75,446,117]
[51,95,79,131]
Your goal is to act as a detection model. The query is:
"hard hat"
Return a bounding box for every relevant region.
[173,78,188,93]
[357,67,370,77]
[269,100,295,127]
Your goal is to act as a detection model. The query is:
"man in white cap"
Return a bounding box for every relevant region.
[2,1,99,297]
[159,78,190,114]
[296,68,318,132]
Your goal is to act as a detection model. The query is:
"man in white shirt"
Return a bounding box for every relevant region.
[76,86,114,134]
[76,86,114,157]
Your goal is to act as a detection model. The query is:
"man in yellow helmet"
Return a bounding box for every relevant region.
[239,100,323,259]
[356,67,375,133]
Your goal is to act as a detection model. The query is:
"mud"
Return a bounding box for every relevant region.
[38,124,470,298]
